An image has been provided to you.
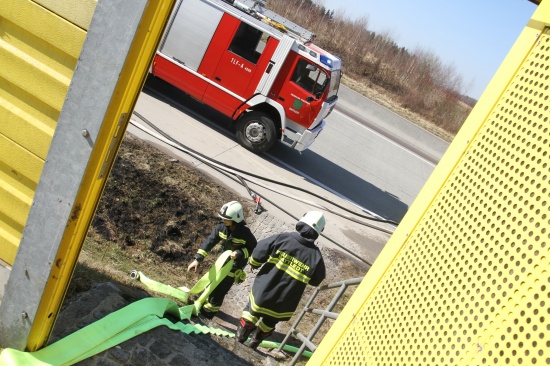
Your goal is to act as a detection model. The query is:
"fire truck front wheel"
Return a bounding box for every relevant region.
[236,112,277,153]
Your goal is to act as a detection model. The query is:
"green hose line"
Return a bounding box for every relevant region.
[232,269,247,283]
[0,252,234,365]
[132,250,234,316]
[131,271,190,302]
[0,250,311,364]
[258,340,312,358]
[1,298,184,365]
[0,297,236,365]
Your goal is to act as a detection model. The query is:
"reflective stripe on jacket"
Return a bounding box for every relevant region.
[195,222,257,272]
[249,231,325,320]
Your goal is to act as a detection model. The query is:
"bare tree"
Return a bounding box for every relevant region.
[262,0,471,135]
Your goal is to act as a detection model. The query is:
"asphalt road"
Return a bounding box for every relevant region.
[127,75,448,264]
[267,109,437,222]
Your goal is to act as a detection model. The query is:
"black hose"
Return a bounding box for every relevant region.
[132,110,399,227]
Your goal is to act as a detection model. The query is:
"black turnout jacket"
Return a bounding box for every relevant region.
[248,231,326,320]
[195,221,257,272]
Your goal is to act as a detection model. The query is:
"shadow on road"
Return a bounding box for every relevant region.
[141,75,409,223]
[266,144,409,223]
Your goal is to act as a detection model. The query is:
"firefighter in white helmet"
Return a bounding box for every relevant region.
[188,201,257,319]
[236,211,326,348]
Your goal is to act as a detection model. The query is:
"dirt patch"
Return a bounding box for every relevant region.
[67,133,367,363]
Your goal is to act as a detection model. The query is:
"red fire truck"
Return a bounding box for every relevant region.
[151,0,342,153]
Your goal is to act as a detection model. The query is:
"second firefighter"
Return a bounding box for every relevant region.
[187,201,257,319]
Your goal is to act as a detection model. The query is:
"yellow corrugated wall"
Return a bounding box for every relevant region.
[0,0,174,350]
[0,0,96,265]
[310,2,549,365]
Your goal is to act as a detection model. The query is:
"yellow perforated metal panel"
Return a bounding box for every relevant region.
[310,5,549,366]
[0,0,90,265]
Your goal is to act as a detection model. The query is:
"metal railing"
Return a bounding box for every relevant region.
[277,277,364,365]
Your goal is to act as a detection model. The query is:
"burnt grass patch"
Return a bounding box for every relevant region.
[71,134,251,299]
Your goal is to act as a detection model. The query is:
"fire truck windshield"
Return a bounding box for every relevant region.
[327,69,341,102]
[292,59,329,98]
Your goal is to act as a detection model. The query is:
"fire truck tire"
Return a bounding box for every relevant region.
[236,112,277,153]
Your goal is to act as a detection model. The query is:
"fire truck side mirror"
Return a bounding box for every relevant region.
[306,64,317,72]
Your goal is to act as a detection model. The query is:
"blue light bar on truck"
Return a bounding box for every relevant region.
[320,54,333,67]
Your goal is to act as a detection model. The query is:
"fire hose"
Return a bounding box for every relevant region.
[0,251,311,365]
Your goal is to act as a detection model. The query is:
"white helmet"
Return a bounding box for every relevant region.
[218,201,244,223]
[299,211,325,235]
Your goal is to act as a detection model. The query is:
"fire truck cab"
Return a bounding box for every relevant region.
[151,0,342,153]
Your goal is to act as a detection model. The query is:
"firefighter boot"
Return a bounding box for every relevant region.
[236,318,256,343]
[248,328,273,349]
[199,306,215,320]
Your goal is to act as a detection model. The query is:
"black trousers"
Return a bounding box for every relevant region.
[203,275,234,313]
